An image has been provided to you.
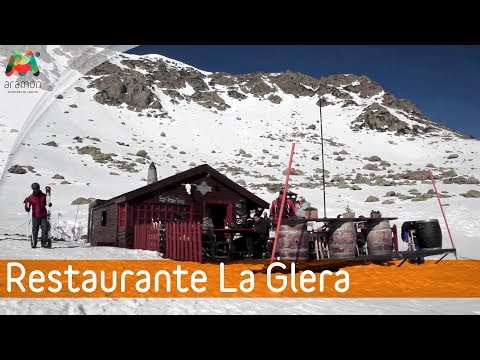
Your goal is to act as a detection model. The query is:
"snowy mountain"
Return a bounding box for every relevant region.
[1,45,479,259]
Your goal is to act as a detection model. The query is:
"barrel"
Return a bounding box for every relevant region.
[414,219,442,249]
[328,220,357,259]
[365,219,393,256]
[276,222,309,260]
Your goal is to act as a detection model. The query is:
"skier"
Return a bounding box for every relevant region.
[23,183,52,248]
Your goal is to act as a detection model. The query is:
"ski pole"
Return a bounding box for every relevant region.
[26,213,29,241]
[27,215,31,245]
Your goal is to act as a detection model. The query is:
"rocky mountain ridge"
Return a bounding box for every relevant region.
[4,48,480,207]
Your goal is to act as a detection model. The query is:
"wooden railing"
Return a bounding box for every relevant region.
[134,222,161,251]
[165,221,203,262]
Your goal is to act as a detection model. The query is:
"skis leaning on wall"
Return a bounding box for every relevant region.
[45,186,52,248]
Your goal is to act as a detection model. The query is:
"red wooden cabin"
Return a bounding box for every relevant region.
[87,164,269,248]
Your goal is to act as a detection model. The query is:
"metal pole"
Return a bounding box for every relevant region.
[270,143,296,264]
[319,96,327,218]
[73,204,80,241]
[429,169,456,258]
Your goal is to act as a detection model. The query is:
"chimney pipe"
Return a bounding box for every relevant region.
[147,162,158,185]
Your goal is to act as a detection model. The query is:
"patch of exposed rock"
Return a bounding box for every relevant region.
[267,94,282,104]
[228,90,247,100]
[178,67,209,92]
[352,103,414,135]
[342,75,384,98]
[316,85,353,100]
[121,59,154,72]
[8,165,27,174]
[150,60,187,89]
[366,155,382,162]
[268,71,316,97]
[342,99,359,107]
[189,91,230,111]
[322,74,359,87]
[401,170,430,181]
[87,61,124,76]
[461,190,480,198]
[208,72,237,86]
[382,92,426,118]
[238,72,275,98]
[442,169,457,177]
[162,89,184,100]
[77,146,112,162]
[363,163,380,171]
[114,160,139,173]
[71,197,93,205]
[88,62,161,111]
[374,178,394,186]
[444,176,479,185]
[136,150,148,158]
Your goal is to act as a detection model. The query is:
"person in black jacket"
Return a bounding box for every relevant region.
[252,214,269,259]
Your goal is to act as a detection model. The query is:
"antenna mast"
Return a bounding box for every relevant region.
[319,96,327,218]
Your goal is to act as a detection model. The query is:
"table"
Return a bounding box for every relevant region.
[305,217,398,223]
[211,228,256,260]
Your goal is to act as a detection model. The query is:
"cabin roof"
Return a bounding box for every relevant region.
[91,164,269,210]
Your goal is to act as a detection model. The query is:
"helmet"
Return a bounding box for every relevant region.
[31,183,40,191]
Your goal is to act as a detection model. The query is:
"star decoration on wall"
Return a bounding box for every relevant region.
[196,180,212,196]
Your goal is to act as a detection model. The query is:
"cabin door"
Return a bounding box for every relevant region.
[205,200,232,229]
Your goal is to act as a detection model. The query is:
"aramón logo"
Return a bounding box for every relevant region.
[5,50,40,77]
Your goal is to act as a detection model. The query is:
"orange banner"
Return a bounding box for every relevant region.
[0,259,478,298]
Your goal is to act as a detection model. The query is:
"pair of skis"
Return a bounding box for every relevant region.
[45,186,52,248]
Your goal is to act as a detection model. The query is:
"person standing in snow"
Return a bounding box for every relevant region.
[23,183,52,248]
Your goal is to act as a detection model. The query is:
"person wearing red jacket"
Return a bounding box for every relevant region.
[24,183,51,248]
[269,189,296,225]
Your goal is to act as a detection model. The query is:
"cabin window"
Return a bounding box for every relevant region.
[134,201,192,223]
[118,203,126,228]
[101,211,107,226]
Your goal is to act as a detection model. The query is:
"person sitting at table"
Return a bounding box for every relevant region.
[229,214,254,259]
[263,211,271,232]
[201,216,215,258]
[252,213,269,258]
[295,196,311,218]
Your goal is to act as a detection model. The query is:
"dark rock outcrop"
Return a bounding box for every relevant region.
[189,91,230,110]
[352,103,413,135]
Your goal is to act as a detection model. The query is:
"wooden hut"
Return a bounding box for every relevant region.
[87,164,269,248]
